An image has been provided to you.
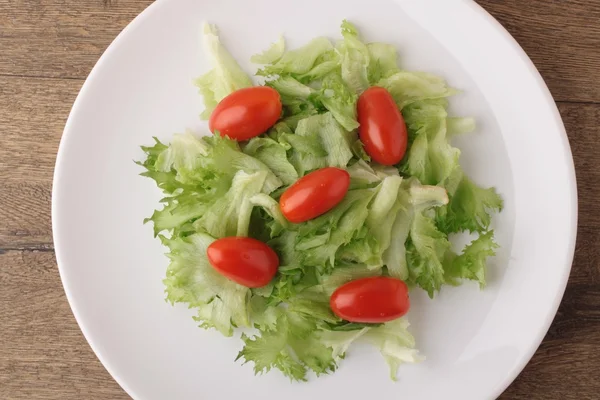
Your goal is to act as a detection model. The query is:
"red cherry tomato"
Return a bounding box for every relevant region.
[280,167,350,223]
[357,86,408,165]
[209,86,282,141]
[330,277,410,323]
[206,237,279,288]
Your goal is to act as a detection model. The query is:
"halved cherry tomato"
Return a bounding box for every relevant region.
[209,86,282,141]
[330,277,410,323]
[280,167,350,223]
[357,86,408,165]
[206,237,279,288]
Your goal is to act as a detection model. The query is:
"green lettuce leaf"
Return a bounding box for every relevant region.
[318,263,382,296]
[139,134,226,236]
[154,132,210,175]
[364,318,423,380]
[338,20,370,94]
[406,211,450,297]
[362,175,404,268]
[445,230,499,288]
[402,181,451,297]
[296,188,377,270]
[295,50,340,82]
[320,327,370,359]
[237,308,337,381]
[203,135,283,194]
[384,181,448,281]
[367,42,399,83]
[258,37,333,76]
[248,295,281,331]
[140,134,286,237]
[138,137,181,193]
[321,317,422,380]
[377,71,457,110]
[251,35,285,64]
[266,76,316,107]
[318,72,360,131]
[195,24,253,119]
[194,170,268,238]
[144,193,210,238]
[447,117,476,136]
[249,193,290,234]
[242,137,298,185]
[436,176,503,234]
[347,159,382,186]
[162,232,250,336]
[292,112,355,174]
[401,101,460,186]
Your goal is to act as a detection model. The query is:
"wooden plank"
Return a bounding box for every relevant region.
[0,1,599,103]
[0,77,80,184]
[478,0,600,103]
[0,250,127,400]
[558,102,600,229]
[568,226,600,287]
[0,0,151,80]
[0,76,80,248]
[0,183,52,248]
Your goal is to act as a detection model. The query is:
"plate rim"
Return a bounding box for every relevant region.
[465,1,578,397]
[51,1,578,398]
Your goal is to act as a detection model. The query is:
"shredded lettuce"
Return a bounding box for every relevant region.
[406,210,451,298]
[367,42,400,83]
[364,319,423,380]
[401,100,461,186]
[296,113,354,166]
[251,35,285,65]
[338,20,371,94]
[321,317,421,380]
[258,37,333,76]
[318,73,360,131]
[237,312,336,381]
[195,24,253,119]
[436,175,504,234]
[445,230,499,288]
[194,170,268,238]
[296,50,340,83]
[138,19,503,382]
[162,232,250,336]
[266,76,315,106]
[242,137,298,185]
[378,72,457,110]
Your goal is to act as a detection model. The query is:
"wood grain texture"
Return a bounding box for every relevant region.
[1,0,599,102]
[0,0,150,80]
[477,0,600,103]
[0,0,598,399]
[0,76,81,247]
[0,76,80,184]
[0,250,127,399]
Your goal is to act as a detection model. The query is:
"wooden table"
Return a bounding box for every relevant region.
[0,1,598,398]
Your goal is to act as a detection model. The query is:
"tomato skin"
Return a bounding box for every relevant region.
[209,86,282,141]
[280,167,350,223]
[357,86,408,165]
[330,277,410,323]
[206,237,279,288]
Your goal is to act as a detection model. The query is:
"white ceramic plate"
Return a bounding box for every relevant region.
[52,0,577,399]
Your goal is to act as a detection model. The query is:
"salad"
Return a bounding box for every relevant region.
[137,21,503,381]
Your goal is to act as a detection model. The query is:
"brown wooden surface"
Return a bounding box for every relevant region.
[0,0,598,398]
